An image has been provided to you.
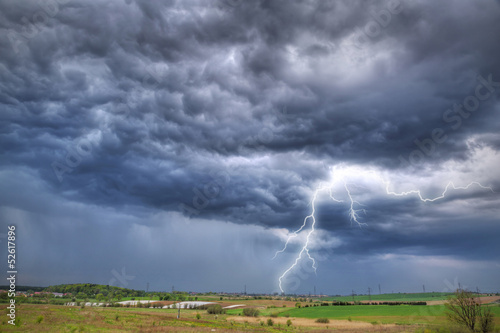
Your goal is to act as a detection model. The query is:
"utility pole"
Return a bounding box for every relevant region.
[146,282,149,294]
[368,287,371,302]
[423,285,425,293]
[378,284,381,295]
[177,302,181,319]
[352,290,355,304]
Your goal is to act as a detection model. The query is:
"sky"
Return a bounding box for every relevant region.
[0,0,499,295]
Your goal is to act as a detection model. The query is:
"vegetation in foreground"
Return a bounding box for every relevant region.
[2,286,499,332]
[1,301,499,332]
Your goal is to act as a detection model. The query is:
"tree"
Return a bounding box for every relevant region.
[445,289,480,331]
[115,292,123,302]
[479,307,495,333]
[445,289,495,332]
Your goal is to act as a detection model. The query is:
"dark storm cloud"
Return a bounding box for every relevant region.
[0,0,499,292]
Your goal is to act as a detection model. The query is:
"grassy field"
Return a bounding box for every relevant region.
[3,300,499,332]
[278,304,500,324]
[1,304,287,332]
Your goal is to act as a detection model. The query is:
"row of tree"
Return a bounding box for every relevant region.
[45,283,143,298]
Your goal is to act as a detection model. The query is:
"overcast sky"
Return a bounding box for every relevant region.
[1,0,499,295]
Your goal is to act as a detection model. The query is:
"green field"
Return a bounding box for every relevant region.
[277,304,500,324]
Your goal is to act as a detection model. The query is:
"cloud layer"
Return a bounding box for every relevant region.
[1,0,499,294]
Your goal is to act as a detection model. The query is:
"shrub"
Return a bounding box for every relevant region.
[206,304,225,315]
[270,312,278,318]
[36,315,44,324]
[286,319,292,327]
[242,308,259,317]
[316,318,330,323]
[267,318,274,326]
[196,313,201,320]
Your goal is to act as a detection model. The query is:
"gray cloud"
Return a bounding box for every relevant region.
[0,0,499,294]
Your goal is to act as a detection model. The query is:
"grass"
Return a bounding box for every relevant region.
[0,304,288,332]
[279,304,500,325]
[227,307,290,317]
[2,301,499,332]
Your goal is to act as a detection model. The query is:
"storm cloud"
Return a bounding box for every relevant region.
[0,0,499,294]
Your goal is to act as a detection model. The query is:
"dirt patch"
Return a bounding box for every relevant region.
[227,315,400,330]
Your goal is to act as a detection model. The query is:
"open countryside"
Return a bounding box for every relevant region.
[2,285,499,332]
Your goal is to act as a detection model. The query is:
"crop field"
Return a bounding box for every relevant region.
[279,304,500,324]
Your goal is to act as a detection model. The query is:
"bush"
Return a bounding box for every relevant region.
[286,319,292,327]
[206,304,225,315]
[270,312,278,318]
[242,308,259,317]
[267,318,274,326]
[196,313,201,320]
[316,318,330,323]
[36,315,44,324]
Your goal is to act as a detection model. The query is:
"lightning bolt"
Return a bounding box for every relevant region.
[274,168,494,294]
[384,181,493,202]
